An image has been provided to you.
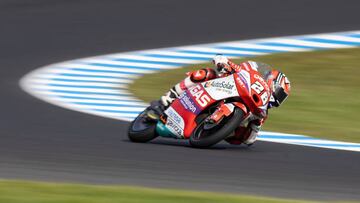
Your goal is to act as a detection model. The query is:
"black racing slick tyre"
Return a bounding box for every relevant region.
[128,111,158,143]
[189,108,244,148]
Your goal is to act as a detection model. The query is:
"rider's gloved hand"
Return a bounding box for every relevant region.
[213,54,228,68]
[213,54,233,74]
[213,54,229,66]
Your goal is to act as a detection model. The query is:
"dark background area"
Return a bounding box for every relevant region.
[0,0,359,200]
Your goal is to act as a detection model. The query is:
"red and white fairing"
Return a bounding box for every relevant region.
[164,67,271,139]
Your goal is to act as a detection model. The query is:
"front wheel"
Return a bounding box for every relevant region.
[128,110,158,143]
[189,108,244,148]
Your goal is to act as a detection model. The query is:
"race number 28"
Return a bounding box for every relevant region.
[251,81,264,94]
[251,81,269,103]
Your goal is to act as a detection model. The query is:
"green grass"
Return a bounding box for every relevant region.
[129,48,360,143]
[0,180,346,203]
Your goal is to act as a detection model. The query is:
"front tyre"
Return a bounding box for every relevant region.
[128,110,158,143]
[190,108,244,148]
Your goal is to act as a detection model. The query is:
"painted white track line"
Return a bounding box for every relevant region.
[20,31,360,152]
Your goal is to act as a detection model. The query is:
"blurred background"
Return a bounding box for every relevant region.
[0,0,359,202]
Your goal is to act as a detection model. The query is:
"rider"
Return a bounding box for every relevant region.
[155,54,291,146]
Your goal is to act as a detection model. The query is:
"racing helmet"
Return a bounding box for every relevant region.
[266,70,291,108]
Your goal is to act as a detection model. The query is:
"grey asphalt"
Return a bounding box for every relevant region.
[0,0,359,201]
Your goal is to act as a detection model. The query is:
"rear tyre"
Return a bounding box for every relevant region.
[128,110,158,143]
[189,108,244,148]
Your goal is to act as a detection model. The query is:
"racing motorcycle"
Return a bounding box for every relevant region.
[128,66,271,148]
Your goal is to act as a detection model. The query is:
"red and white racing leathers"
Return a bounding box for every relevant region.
[160,59,267,145]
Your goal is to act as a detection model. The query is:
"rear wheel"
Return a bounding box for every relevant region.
[189,108,244,148]
[128,110,158,143]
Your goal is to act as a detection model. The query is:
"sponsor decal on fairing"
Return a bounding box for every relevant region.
[164,106,185,129]
[202,76,239,100]
[179,91,201,114]
[204,80,235,90]
[165,119,184,138]
[189,85,212,107]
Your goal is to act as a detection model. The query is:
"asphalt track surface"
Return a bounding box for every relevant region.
[1,0,360,201]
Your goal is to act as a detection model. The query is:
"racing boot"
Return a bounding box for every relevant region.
[160,86,180,108]
[145,100,166,122]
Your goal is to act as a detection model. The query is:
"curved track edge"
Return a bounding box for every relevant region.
[20,30,360,152]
